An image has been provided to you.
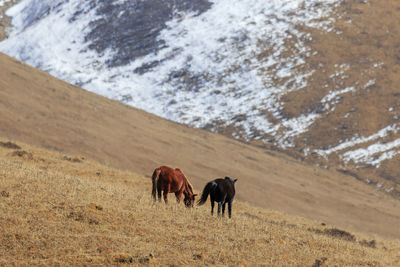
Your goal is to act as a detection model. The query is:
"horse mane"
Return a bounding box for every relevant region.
[176,168,194,194]
[186,180,194,194]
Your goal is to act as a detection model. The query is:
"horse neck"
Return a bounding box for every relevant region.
[177,170,193,195]
[226,181,235,196]
[183,178,194,196]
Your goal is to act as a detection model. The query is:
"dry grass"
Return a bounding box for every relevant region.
[1,139,399,266]
[1,52,400,240]
[0,3,400,264]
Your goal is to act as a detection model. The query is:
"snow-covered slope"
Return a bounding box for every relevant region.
[2,0,400,191]
[0,0,338,140]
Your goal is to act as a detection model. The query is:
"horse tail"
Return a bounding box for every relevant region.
[197,181,216,206]
[152,168,161,200]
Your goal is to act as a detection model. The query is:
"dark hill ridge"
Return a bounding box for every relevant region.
[85,0,212,67]
[0,52,399,239]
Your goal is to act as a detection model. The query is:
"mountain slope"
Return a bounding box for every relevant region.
[279,0,400,194]
[0,0,338,140]
[1,52,400,239]
[1,139,399,265]
[1,0,400,194]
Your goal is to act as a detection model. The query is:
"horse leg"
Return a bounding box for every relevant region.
[228,201,233,218]
[222,202,226,217]
[163,191,168,204]
[163,184,170,204]
[175,191,182,203]
[157,184,162,202]
[210,200,215,216]
[217,202,222,217]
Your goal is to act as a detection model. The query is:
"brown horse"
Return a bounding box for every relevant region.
[151,166,197,207]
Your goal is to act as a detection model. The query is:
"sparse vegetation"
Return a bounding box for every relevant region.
[1,139,399,266]
[309,227,356,242]
[0,141,21,149]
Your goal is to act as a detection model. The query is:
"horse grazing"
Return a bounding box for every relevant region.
[151,166,197,207]
[198,177,237,218]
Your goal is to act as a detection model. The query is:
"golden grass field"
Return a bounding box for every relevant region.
[1,139,400,266]
[1,50,400,242]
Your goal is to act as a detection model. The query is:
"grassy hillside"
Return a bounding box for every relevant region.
[1,139,399,266]
[1,52,400,240]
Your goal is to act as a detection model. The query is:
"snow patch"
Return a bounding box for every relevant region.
[315,124,400,158]
[0,0,12,7]
[342,138,400,168]
[1,0,341,149]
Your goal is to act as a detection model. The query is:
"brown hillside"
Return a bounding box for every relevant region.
[0,52,400,239]
[263,0,400,195]
[1,140,399,266]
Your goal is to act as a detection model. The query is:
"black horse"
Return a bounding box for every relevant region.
[197,177,237,218]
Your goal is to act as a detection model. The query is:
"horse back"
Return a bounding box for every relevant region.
[154,166,174,184]
[156,166,186,191]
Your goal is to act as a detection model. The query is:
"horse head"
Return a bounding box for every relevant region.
[225,176,238,184]
[181,172,197,207]
[184,192,197,207]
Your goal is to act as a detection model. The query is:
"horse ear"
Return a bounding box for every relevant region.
[193,194,198,197]
[233,179,238,183]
